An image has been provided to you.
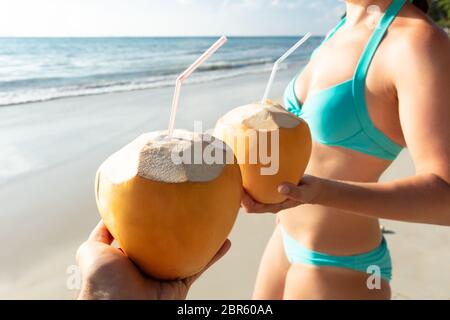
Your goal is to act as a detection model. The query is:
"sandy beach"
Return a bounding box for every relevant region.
[0,69,449,300]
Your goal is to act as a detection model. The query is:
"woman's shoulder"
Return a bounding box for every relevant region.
[392,5,449,53]
[381,6,450,96]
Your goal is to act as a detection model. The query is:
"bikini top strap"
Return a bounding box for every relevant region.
[324,17,347,42]
[354,0,406,81]
[352,0,406,158]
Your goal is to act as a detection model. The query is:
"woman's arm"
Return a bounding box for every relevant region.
[311,26,450,225]
[242,172,450,226]
[310,174,450,226]
[242,25,450,226]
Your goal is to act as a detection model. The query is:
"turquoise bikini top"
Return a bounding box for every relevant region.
[284,0,406,160]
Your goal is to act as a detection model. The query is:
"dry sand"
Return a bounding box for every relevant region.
[0,70,448,299]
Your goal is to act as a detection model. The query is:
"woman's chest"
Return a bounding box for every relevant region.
[294,33,404,146]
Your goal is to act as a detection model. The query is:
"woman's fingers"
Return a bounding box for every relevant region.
[244,199,299,214]
[240,190,252,209]
[278,182,304,201]
[280,175,323,204]
[241,191,266,213]
[258,199,300,213]
[242,188,303,214]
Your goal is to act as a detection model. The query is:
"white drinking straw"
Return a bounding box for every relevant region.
[168,36,228,138]
[261,33,311,104]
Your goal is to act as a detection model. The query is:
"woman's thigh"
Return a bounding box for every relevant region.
[283,264,391,300]
[252,225,291,300]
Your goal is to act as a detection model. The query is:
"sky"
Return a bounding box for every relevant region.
[0,0,346,37]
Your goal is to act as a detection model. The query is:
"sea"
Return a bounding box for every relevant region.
[0,36,322,107]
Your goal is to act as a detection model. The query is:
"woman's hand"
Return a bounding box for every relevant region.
[241,175,323,214]
[76,221,231,300]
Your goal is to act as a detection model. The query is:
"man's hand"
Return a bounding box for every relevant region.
[76,221,231,300]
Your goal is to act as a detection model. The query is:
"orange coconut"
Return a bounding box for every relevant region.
[95,130,242,280]
[214,101,311,204]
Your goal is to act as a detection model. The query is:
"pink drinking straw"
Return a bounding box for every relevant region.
[168,36,228,138]
[261,33,311,104]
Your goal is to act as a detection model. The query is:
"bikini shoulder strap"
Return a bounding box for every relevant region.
[352,0,406,158]
[354,0,406,80]
[324,17,347,42]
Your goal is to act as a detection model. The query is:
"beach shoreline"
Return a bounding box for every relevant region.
[0,69,449,299]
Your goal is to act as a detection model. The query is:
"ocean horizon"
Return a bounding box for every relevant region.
[0,36,322,107]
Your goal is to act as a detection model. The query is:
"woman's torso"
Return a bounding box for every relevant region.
[280,2,428,255]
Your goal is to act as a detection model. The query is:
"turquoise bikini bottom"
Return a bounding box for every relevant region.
[280,227,392,282]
